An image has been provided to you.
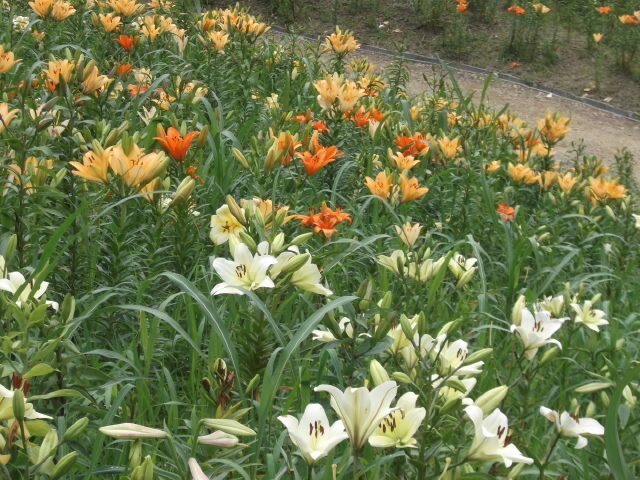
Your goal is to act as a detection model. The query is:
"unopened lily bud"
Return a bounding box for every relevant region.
[539,345,559,364]
[198,430,239,447]
[38,430,58,465]
[82,59,97,81]
[201,419,256,436]
[237,232,257,252]
[474,385,508,415]
[170,177,196,206]
[616,338,624,351]
[4,234,17,263]
[50,452,79,480]
[271,233,285,254]
[464,348,493,365]
[244,374,260,395]
[129,441,142,469]
[155,123,166,140]
[60,294,75,323]
[281,253,311,275]
[12,389,25,423]
[290,232,313,246]
[263,145,277,172]
[437,320,459,337]
[52,168,66,187]
[273,208,288,229]
[90,12,99,26]
[131,455,154,480]
[444,377,469,393]
[99,423,168,439]
[121,133,134,156]
[511,295,526,326]
[36,118,55,132]
[456,269,476,288]
[370,359,390,386]
[225,195,246,225]
[604,205,616,220]
[391,372,413,384]
[600,391,610,407]
[231,147,250,169]
[196,125,209,149]
[585,401,597,418]
[379,291,393,309]
[574,382,612,393]
[394,314,412,339]
[591,293,602,304]
[64,417,89,441]
[547,192,557,205]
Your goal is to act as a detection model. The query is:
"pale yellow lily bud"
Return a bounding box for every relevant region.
[464,348,493,365]
[391,372,413,384]
[99,423,168,439]
[601,391,610,407]
[540,345,559,364]
[225,195,247,225]
[507,463,525,479]
[585,401,597,418]
[370,359,390,386]
[201,418,256,436]
[281,253,311,275]
[474,385,508,415]
[237,232,257,252]
[290,232,314,246]
[511,295,526,326]
[574,382,612,393]
[271,232,286,254]
[231,147,249,169]
[50,452,79,480]
[131,455,154,480]
[169,177,196,206]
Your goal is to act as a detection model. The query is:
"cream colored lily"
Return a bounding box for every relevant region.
[278,403,348,464]
[314,381,398,448]
[368,392,426,448]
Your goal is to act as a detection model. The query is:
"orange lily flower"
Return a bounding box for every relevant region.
[364,171,393,199]
[399,175,429,203]
[114,34,136,51]
[115,62,133,76]
[395,132,430,157]
[507,5,525,15]
[312,120,330,133]
[497,203,515,221]
[290,109,314,123]
[296,134,343,175]
[596,6,611,14]
[350,107,371,127]
[154,126,199,163]
[291,202,352,238]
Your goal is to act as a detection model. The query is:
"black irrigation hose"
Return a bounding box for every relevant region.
[270,25,640,122]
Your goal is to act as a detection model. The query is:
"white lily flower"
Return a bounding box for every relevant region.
[394,222,422,247]
[0,384,52,421]
[312,317,353,342]
[571,300,608,332]
[368,392,426,448]
[464,405,533,467]
[315,381,398,448]
[209,204,246,245]
[510,308,566,360]
[539,295,565,318]
[278,403,348,464]
[437,339,484,377]
[400,333,440,369]
[387,314,418,355]
[210,243,277,295]
[291,257,333,296]
[0,271,57,310]
[377,250,406,276]
[198,430,239,447]
[99,422,168,439]
[539,407,604,449]
[188,458,208,480]
[432,375,476,406]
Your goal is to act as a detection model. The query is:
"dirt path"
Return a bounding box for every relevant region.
[366,52,640,177]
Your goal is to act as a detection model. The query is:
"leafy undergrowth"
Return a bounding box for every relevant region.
[0,1,639,479]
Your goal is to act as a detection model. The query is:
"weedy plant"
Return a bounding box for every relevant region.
[0,1,638,479]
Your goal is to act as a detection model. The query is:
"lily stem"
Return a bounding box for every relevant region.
[352,446,361,480]
[539,432,561,480]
